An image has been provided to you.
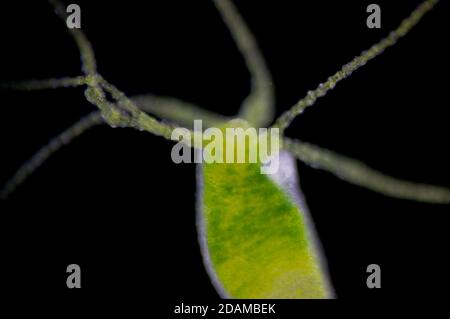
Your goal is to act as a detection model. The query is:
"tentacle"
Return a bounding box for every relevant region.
[0,111,104,200]
[0,89,216,199]
[48,0,97,76]
[46,1,180,140]
[132,94,229,128]
[283,138,450,204]
[0,76,87,90]
[213,0,275,126]
[274,0,439,134]
[97,80,177,140]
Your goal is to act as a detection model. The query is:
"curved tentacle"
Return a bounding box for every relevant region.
[46,0,177,139]
[283,137,450,204]
[132,94,229,128]
[0,91,216,199]
[213,0,275,126]
[0,76,87,90]
[0,111,103,200]
[274,0,439,134]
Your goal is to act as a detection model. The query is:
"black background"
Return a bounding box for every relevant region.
[0,0,449,315]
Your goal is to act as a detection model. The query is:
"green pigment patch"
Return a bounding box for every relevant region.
[199,158,331,298]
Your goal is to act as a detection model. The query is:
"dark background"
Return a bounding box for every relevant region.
[0,0,449,314]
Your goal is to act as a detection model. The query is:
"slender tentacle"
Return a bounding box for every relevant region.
[0,90,218,199]
[48,0,97,76]
[46,0,177,139]
[0,111,104,200]
[213,0,275,127]
[283,138,450,204]
[0,76,224,128]
[97,79,176,139]
[274,0,439,134]
[0,76,87,90]
[0,1,202,199]
[132,94,228,128]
